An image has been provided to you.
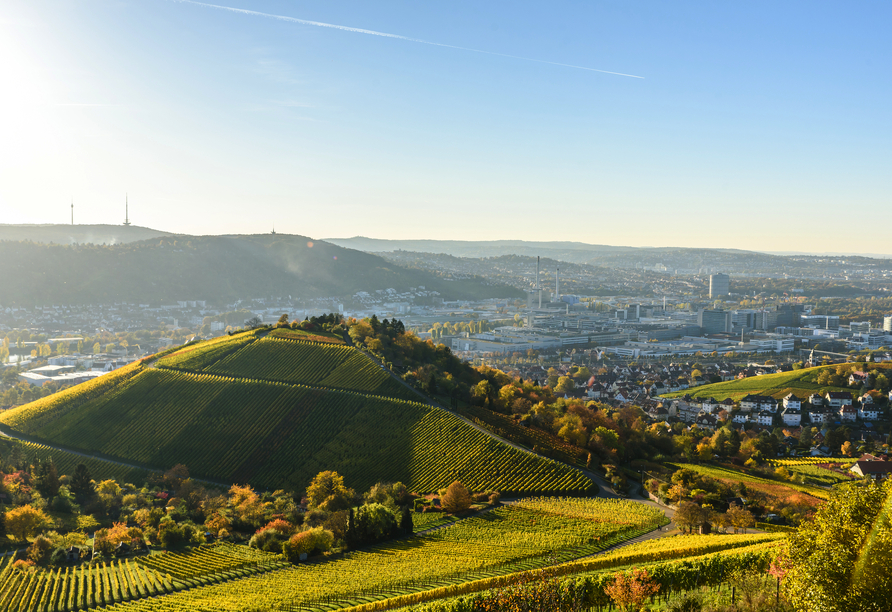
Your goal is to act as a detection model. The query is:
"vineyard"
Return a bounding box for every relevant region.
[92,497,674,612]
[268,327,346,344]
[0,556,173,612]
[0,437,151,485]
[456,403,587,466]
[92,532,777,612]
[661,365,851,401]
[766,458,857,486]
[198,337,414,399]
[154,332,262,371]
[767,457,858,466]
[1,351,593,494]
[136,543,288,586]
[670,462,830,503]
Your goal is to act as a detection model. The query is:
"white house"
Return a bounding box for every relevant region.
[839,405,857,422]
[753,410,774,426]
[781,405,802,426]
[782,393,801,410]
[826,391,853,408]
[809,406,829,424]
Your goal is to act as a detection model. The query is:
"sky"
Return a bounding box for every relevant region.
[1,1,890,253]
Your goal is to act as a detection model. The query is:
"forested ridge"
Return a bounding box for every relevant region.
[0,234,522,305]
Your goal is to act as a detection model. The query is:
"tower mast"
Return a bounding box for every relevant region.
[123,194,131,226]
[71,199,74,225]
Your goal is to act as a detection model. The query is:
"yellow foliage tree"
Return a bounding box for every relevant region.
[6,505,53,542]
[441,481,472,514]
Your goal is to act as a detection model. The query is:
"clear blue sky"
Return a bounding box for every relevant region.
[2,1,890,252]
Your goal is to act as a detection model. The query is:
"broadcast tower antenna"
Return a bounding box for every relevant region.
[123,194,131,226]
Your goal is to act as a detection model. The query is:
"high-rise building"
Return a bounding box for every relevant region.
[698,309,732,335]
[884,315,892,333]
[709,273,730,298]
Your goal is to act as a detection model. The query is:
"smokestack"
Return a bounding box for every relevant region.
[537,256,541,309]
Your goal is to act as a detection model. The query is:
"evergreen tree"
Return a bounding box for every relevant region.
[400,506,413,535]
[346,508,356,548]
[0,510,6,540]
[70,463,95,503]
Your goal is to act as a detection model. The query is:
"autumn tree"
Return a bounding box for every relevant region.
[228,484,266,528]
[786,479,892,612]
[6,506,53,542]
[306,471,354,512]
[727,503,755,534]
[604,568,660,611]
[674,501,706,534]
[441,481,472,514]
[554,376,575,395]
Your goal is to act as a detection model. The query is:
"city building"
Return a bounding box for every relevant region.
[698,309,732,335]
[709,273,730,298]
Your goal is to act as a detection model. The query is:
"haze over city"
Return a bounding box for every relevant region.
[2,1,891,253]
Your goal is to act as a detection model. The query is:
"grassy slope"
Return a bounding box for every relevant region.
[0,332,592,495]
[659,364,887,401]
[669,462,829,504]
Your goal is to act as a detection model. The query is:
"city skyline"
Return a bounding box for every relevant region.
[2,1,890,253]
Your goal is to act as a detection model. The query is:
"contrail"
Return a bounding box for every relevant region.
[169,0,643,79]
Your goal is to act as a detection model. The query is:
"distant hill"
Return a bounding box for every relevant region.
[0,224,174,245]
[0,329,593,495]
[660,364,892,402]
[0,233,523,305]
[324,237,797,273]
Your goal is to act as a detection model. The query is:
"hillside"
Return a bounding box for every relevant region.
[0,233,523,305]
[0,223,174,245]
[0,329,592,495]
[660,364,892,401]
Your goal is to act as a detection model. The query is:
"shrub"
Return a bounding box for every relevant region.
[354,503,398,545]
[27,536,54,564]
[282,527,334,562]
[249,528,288,553]
[441,481,472,514]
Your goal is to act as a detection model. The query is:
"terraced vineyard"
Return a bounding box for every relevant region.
[94,497,671,612]
[670,462,830,503]
[0,333,593,495]
[0,557,173,612]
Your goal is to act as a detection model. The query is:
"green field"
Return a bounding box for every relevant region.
[0,331,593,495]
[661,365,855,401]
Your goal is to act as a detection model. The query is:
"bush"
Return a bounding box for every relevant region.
[282,527,334,562]
[27,536,54,564]
[49,547,69,566]
[353,503,398,545]
[666,592,702,612]
[249,528,288,553]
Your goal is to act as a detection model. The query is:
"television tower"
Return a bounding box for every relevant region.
[70,199,74,225]
[123,194,131,226]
